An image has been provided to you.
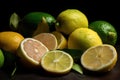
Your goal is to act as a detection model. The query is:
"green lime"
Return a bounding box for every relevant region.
[17,12,56,37]
[0,49,4,68]
[89,20,117,45]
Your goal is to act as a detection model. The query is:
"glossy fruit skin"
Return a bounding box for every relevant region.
[89,20,117,45]
[55,9,88,35]
[0,31,24,53]
[17,12,56,37]
[68,28,102,51]
[0,49,4,68]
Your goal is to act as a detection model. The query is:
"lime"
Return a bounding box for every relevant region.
[17,12,56,37]
[17,38,49,68]
[81,44,117,72]
[55,9,88,35]
[0,49,4,68]
[41,50,73,74]
[33,33,58,50]
[68,28,103,51]
[0,31,24,53]
[89,20,117,45]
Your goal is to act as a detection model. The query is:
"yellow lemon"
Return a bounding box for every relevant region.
[52,31,67,49]
[68,28,102,51]
[55,9,88,35]
[0,31,24,53]
[81,44,117,72]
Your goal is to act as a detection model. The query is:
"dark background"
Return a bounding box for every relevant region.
[0,0,119,41]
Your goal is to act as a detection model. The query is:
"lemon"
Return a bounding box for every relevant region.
[0,31,24,53]
[81,44,117,72]
[55,9,88,35]
[89,20,117,45]
[52,31,67,49]
[17,38,49,68]
[41,50,73,74]
[68,28,102,51]
[0,49,4,68]
[33,33,58,50]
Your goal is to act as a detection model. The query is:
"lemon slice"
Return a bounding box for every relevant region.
[41,50,73,74]
[17,38,49,68]
[52,31,67,49]
[81,44,117,72]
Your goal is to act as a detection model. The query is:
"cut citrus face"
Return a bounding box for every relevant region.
[17,38,49,68]
[33,33,58,50]
[41,50,73,74]
[52,31,67,49]
[81,44,117,72]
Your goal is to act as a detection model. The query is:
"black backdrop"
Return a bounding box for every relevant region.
[0,0,120,39]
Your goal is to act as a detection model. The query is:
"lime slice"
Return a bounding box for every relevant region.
[41,50,73,74]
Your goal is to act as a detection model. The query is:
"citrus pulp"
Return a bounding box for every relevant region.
[81,44,117,72]
[17,38,49,68]
[41,50,73,74]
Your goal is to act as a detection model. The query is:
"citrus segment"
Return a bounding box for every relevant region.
[68,28,102,51]
[81,44,117,72]
[17,38,49,68]
[0,31,24,53]
[41,50,73,74]
[55,9,88,35]
[33,33,58,50]
[52,31,67,49]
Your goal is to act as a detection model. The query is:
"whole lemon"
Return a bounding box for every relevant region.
[68,28,103,51]
[0,31,24,53]
[55,9,88,35]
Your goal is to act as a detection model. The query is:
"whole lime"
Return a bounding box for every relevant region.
[89,20,117,45]
[55,9,88,35]
[17,12,56,37]
[0,49,4,68]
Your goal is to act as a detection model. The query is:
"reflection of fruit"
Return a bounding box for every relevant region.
[89,20,117,45]
[68,28,102,51]
[17,12,56,37]
[81,44,117,72]
[52,31,67,49]
[0,31,24,53]
[33,33,58,50]
[0,49,4,68]
[17,38,49,68]
[41,50,73,74]
[55,9,88,35]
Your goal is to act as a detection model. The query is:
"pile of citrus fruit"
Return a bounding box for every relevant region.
[0,9,118,76]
